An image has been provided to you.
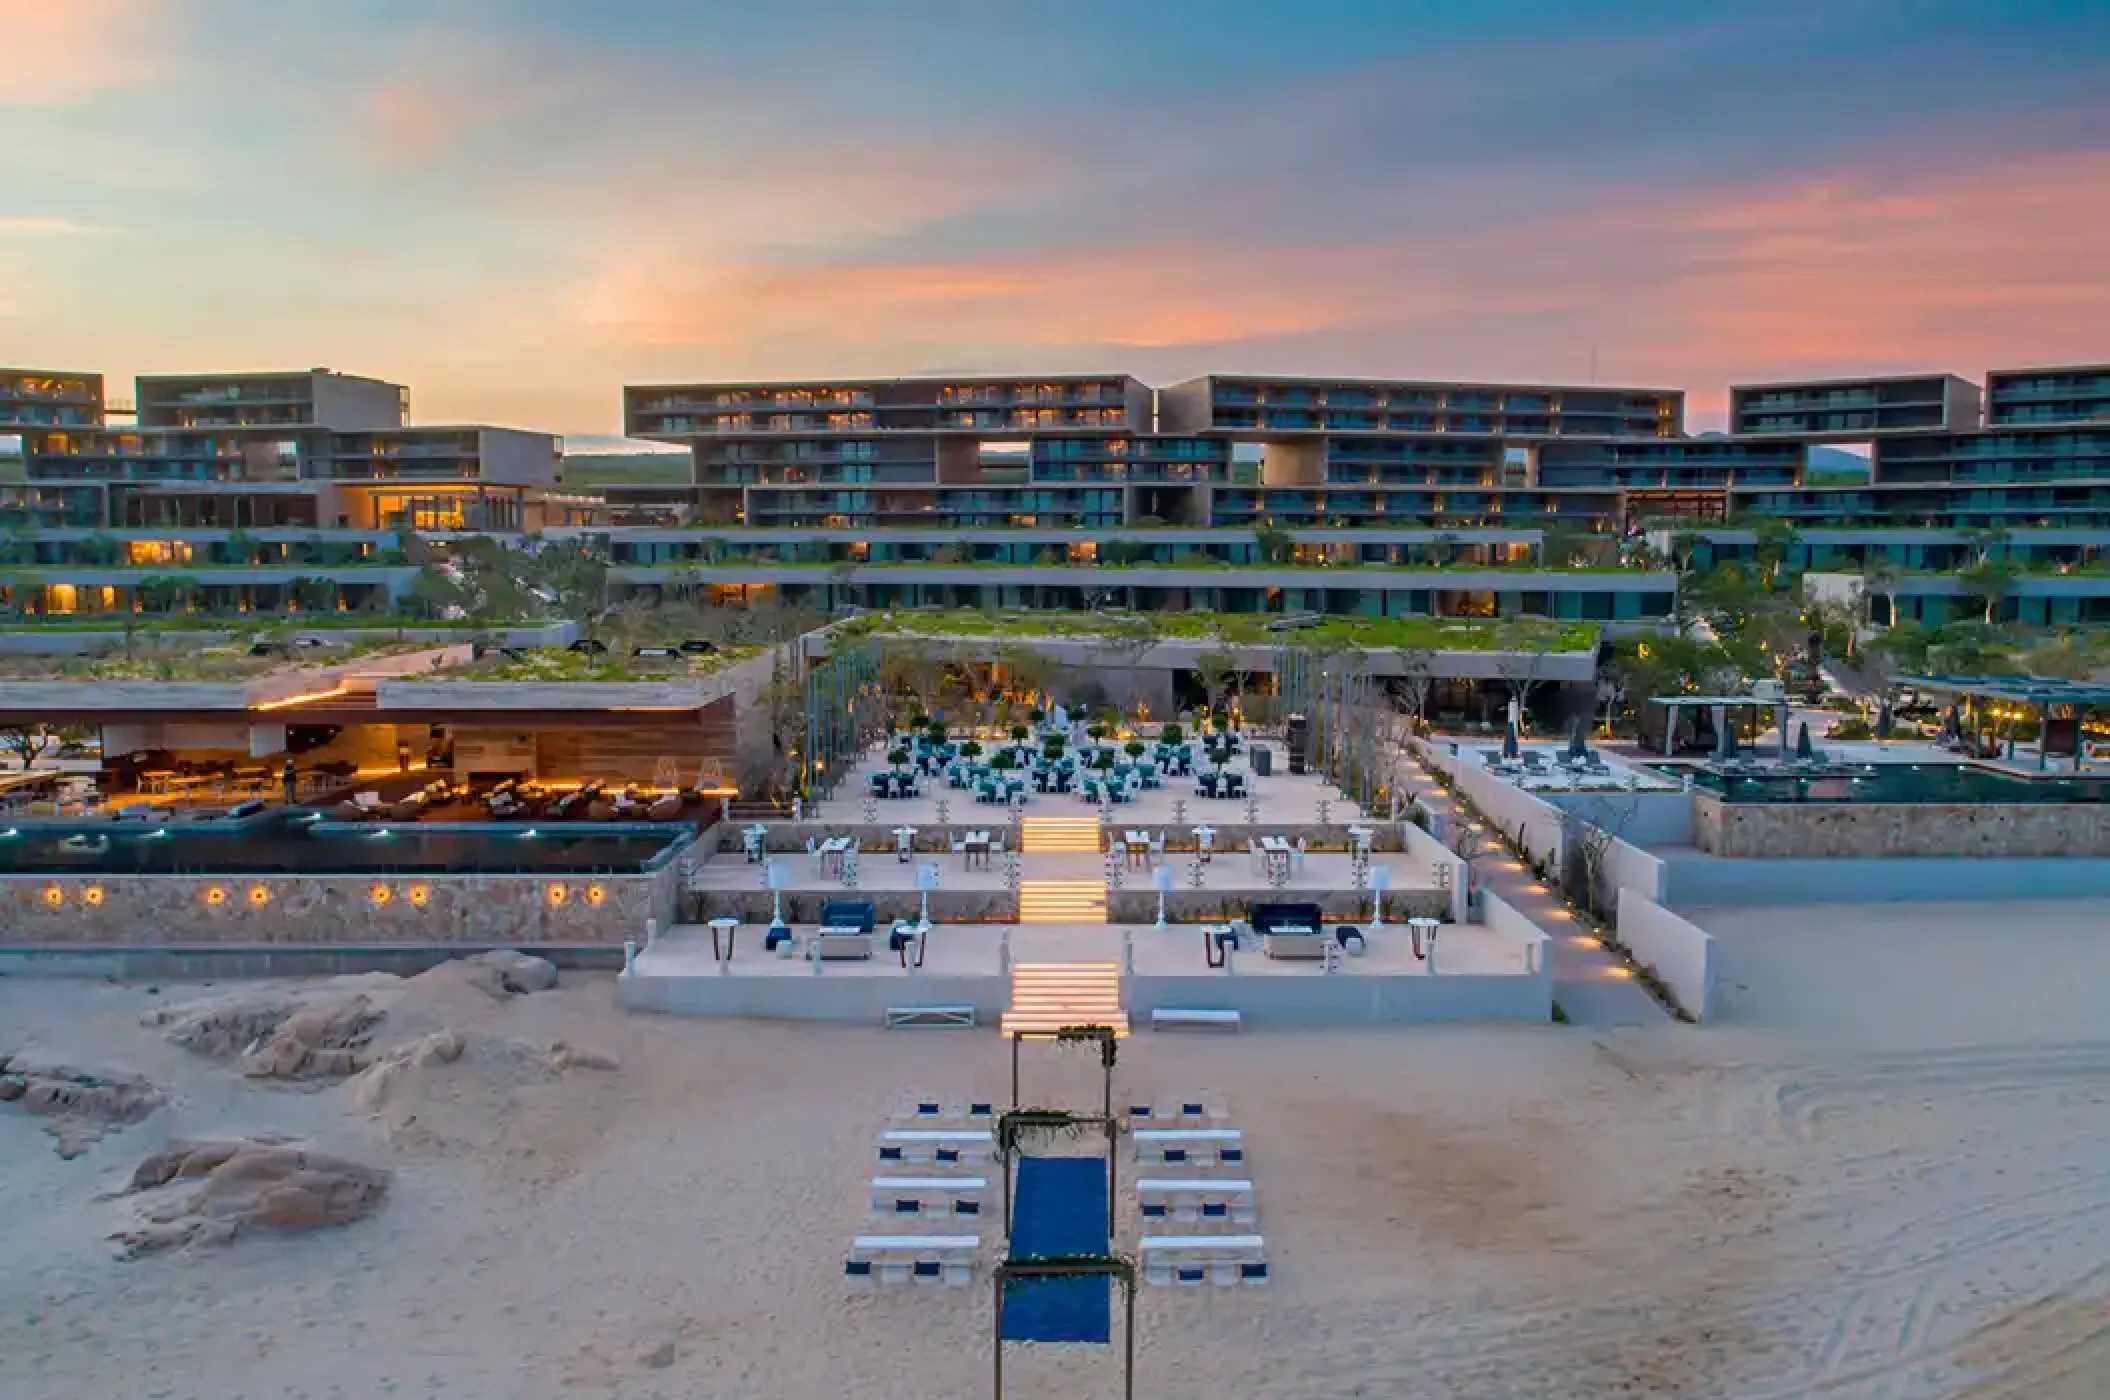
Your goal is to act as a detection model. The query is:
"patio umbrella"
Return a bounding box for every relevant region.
[1501,721,1521,761]
[1715,718,1739,759]
[1875,705,1895,742]
[1794,721,1814,761]
[1943,705,1961,741]
[1565,716,1589,763]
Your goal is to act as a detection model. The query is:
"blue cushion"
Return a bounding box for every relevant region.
[1181,1102,1204,1116]
[913,1261,941,1278]
[895,1199,920,1214]
[1164,1148,1188,1164]
[1141,1202,1167,1218]
[956,1199,980,1216]
[879,1146,903,1161]
[845,1259,873,1277]
[1202,1202,1228,1218]
[1240,1262,1269,1281]
[1221,1148,1244,1163]
[1177,1267,1205,1284]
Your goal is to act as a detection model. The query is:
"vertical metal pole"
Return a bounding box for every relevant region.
[1105,1115,1118,1242]
[1124,1276,1136,1400]
[992,1270,1006,1400]
[1010,1032,1020,1109]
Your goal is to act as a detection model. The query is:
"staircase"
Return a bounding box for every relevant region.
[1017,880,1108,924]
[1020,816,1103,854]
[1001,962,1128,1036]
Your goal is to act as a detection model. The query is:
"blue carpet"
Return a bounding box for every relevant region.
[1002,1155,1111,1344]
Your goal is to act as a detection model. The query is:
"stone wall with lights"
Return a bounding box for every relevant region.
[0,866,677,947]
[1693,791,2110,858]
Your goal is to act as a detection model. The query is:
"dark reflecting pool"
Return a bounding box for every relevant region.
[0,817,692,875]
[1661,763,2110,805]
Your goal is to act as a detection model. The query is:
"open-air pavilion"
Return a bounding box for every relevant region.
[1899,674,2110,772]
[1643,694,1794,756]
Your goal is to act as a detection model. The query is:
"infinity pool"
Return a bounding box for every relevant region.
[1664,763,2110,805]
[0,818,693,876]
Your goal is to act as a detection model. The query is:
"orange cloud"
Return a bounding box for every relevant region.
[1659,149,2110,378]
[0,0,163,106]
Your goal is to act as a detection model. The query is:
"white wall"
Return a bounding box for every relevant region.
[1399,819,1470,923]
[1547,789,1694,847]
[1415,738,1566,872]
[1615,887,1716,1020]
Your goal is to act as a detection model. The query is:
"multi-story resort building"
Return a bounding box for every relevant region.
[1,367,564,618]
[5,356,2110,634]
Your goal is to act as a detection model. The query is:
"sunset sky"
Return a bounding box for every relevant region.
[5,0,2108,446]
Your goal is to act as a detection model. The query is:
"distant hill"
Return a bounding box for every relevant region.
[559,452,691,488]
[1805,445,1872,484]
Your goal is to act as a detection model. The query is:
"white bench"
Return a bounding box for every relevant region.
[871,1176,988,1221]
[878,1129,994,1167]
[1133,1127,1244,1168]
[846,1234,980,1287]
[1137,1177,1256,1226]
[885,1005,975,1029]
[895,1097,997,1123]
[1140,1234,1269,1286]
[1151,1008,1241,1032]
[1126,1097,1228,1127]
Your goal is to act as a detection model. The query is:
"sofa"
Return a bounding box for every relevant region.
[811,899,879,960]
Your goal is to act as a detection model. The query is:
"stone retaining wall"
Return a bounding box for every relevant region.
[0,867,675,947]
[1694,791,2110,858]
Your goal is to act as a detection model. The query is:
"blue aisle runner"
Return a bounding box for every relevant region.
[1002,1155,1111,1344]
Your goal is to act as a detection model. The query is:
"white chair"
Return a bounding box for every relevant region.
[951,834,968,858]
[1292,837,1307,875]
[1247,839,1264,873]
[1149,831,1166,859]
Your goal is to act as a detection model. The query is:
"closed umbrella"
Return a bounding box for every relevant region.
[1715,717,1739,759]
[1501,721,1521,761]
[1875,706,1895,742]
[1566,716,1589,763]
[1794,721,1814,761]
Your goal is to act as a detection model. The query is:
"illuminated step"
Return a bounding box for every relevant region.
[1001,962,1128,1036]
[1019,817,1105,854]
[1017,879,1108,924]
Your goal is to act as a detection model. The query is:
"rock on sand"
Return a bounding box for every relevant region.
[0,1050,164,1158]
[111,1138,390,1257]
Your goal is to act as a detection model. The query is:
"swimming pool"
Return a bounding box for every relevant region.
[1664,763,2110,805]
[0,817,694,876]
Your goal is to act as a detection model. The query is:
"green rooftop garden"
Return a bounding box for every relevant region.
[427,642,765,683]
[842,608,1598,653]
[0,636,454,683]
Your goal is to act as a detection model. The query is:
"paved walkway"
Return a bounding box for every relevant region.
[1398,753,1668,1027]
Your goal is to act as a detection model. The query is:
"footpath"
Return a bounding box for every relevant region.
[1398,754,1668,1027]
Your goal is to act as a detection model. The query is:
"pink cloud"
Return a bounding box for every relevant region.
[0,0,164,106]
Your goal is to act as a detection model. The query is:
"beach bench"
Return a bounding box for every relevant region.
[1133,1127,1244,1168]
[870,1176,988,1220]
[1140,1234,1269,1286]
[1137,1178,1256,1226]
[1127,1098,1228,1127]
[895,1098,997,1123]
[1150,1008,1241,1032]
[877,1129,995,1167]
[845,1234,979,1287]
[884,1005,976,1029]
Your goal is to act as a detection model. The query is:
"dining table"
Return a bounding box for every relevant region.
[1122,829,1152,868]
[962,830,992,869]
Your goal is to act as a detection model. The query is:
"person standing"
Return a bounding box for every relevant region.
[396,738,412,774]
[282,756,299,807]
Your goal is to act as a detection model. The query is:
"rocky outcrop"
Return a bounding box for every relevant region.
[112,1138,389,1257]
[0,1051,164,1158]
[461,950,559,998]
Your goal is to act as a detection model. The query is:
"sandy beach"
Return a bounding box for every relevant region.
[5,900,2110,1399]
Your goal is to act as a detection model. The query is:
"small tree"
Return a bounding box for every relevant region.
[0,724,58,770]
[1251,520,1296,566]
[1492,616,1566,728]
[1191,646,1238,721]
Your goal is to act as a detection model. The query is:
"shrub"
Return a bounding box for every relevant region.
[961,740,984,759]
[1042,737,1066,760]
[1159,723,1184,746]
[992,751,1016,771]
[1093,750,1115,771]
[1010,724,1030,742]
[887,746,910,767]
[1124,740,1146,758]
[1086,723,1106,741]
[1828,717,1874,741]
[1028,708,1046,725]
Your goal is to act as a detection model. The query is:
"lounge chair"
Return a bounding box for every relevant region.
[646,793,683,821]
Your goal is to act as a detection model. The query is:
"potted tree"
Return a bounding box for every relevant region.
[961,739,984,761]
[1028,707,1046,727]
[1042,736,1066,763]
[1160,722,1184,747]
[992,750,1016,772]
[1124,739,1146,761]
[1010,724,1030,744]
[1086,722,1106,743]
[887,746,910,771]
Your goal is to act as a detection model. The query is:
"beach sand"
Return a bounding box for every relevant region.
[5,899,2110,1399]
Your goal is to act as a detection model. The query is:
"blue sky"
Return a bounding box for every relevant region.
[4,0,2107,443]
